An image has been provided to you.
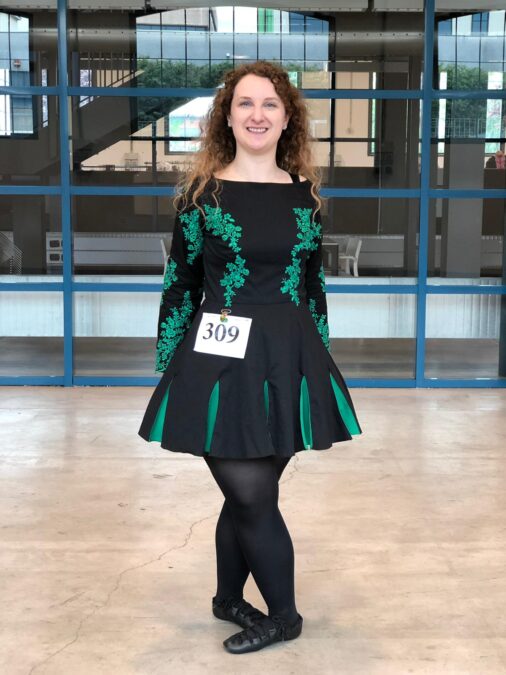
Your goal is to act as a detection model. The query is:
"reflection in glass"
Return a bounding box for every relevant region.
[425,293,506,380]
[67,5,427,92]
[69,7,330,90]
[0,196,61,276]
[327,293,416,379]
[428,199,504,280]
[331,99,421,189]
[71,95,204,183]
[0,96,60,184]
[431,97,506,188]
[72,196,173,277]
[0,6,57,87]
[70,95,421,190]
[70,194,420,281]
[334,11,424,89]
[436,10,506,90]
[322,198,419,279]
[0,291,63,376]
[73,292,159,377]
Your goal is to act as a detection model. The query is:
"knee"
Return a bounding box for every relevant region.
[228,484,278,521]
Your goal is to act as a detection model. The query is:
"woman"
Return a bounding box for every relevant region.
[138,60,362,654]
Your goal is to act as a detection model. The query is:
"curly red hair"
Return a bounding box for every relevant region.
[174,60,323,221]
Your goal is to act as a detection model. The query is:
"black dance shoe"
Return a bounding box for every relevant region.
[212,595,268,629]
[223,612,303,654]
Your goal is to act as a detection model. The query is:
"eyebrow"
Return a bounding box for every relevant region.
[237,96,280,101]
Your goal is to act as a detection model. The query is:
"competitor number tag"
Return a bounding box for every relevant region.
[194,312,252,359]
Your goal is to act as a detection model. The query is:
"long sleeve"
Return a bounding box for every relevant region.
[155,201,205,373]
[305,209,330,351]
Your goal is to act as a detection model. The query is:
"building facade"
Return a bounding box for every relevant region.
[0,0,505,387]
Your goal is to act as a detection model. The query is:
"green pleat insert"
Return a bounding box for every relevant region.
[204,380,220,454]
[329,373,361,436]
[149,381,172,441]
[264,380,269,419]
[299,375,313,450]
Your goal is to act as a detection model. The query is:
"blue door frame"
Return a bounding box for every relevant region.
[0,0,505,388]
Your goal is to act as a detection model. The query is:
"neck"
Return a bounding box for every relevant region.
[226,151,283,182]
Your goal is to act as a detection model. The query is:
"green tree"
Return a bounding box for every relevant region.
[435,64,487,137]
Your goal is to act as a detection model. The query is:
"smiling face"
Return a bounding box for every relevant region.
[227,73,289,153]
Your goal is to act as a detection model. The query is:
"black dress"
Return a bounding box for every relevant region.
[138,173,362,458]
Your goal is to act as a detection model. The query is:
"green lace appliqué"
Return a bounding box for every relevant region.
[221,255,250,306]
[180,208,204,264]
[203,204,242,253]
[308,298,330,351]
[281,207,321,306]
[204,204,249,307]
[318,263,326,292]
[155,290,195,372]
[160,259,178,306]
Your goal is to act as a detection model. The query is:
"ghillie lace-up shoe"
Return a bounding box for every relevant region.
[223,612,303,654]
[212,596,268,629]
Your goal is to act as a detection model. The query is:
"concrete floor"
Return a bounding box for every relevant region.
[1,386,506,675]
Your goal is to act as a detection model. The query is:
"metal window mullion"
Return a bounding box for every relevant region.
[57,0,73,386]
[416,0,435,386]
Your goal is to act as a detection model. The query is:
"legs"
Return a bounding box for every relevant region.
[205,455,298,624]
[213,456,291,602]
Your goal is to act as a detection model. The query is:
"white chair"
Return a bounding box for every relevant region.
[339,237,362,277]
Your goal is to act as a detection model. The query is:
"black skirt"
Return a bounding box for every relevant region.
[138,298,362,458]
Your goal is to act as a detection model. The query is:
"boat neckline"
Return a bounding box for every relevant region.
[213,176,309,185]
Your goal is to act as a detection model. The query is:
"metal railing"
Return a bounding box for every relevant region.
[431,117,489,138]
[74,52,139,107]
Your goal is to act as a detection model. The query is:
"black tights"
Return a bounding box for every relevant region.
[204,455,298,624]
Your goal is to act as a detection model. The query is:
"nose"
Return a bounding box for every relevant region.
[249,107,267,124]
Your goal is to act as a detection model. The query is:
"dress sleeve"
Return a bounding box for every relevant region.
[155,200,205,373]
[305,208,330,351]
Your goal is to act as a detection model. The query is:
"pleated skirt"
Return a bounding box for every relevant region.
[138,298,362,458]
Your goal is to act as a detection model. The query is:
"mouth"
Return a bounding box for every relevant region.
[246,127,268,134]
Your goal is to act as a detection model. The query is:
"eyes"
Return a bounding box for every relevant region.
[239,101,278,108]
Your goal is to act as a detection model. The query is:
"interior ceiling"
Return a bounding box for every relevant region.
[3,0,505,11]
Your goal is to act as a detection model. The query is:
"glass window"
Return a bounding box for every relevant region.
[425,293,506,380]
[431,96,506,189]
[0,96,60,184]
[0,6,57,86]
[428,199,504,282]
[69,94,421,189]
[64,5,430,91]
[70,95,207,185]
[435,9,506,90]
[330,99,421,189]
[0,290,63,376]
[334,11,424,90]
[322,198,419,280]
[67,6,331,90]
[0,196,61,277]
[327,293,417,379]
[72,196,173,279]
[73,291,159,377]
